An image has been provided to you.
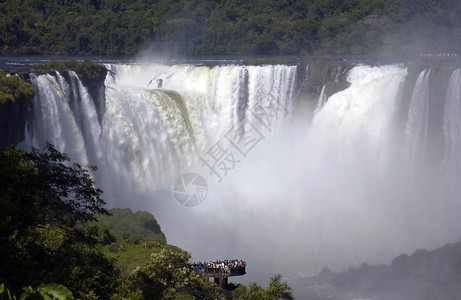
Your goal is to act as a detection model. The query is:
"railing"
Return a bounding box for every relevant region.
[194,261,246,277]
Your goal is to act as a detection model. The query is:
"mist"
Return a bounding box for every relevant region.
[102,62,461,287]
[25,58,461,295]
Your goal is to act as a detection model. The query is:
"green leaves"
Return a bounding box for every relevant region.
[0,71,34,104]
[1,0,461,55]
[0,145,117,298]
[0,283,73,300]
[232,274,293,300]
[19,284,74,300]
[94,208,166,245]
[265,275,294,300]
[128,249,218,300]
[0,283,14,299]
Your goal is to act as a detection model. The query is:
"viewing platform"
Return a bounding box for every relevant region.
[208,269,246,288]
[194,260,246,289]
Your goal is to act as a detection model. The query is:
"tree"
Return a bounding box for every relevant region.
[0,144,118,298]
[232,274,294,300]
[265,274,294,300]
[128,248,218,300]
[2,0,461,56]
[0,282,74,300]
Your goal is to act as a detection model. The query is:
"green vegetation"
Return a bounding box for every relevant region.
[128,249,218,299]
[93,207,170,278]
[0,70,34,104]
[1,0,460,56]
[0,143,118,298]
[232,274,294,300]
[105,240,174,278]
[96,208,166,244]
[1,144,293,299]
[0,283,74,300]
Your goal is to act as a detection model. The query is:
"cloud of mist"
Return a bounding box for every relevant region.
[135,39,187,63]
[106,62,461,290]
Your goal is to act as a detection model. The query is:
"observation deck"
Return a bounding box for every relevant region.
[194,261,246,289]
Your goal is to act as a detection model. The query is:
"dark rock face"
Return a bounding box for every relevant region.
[292,59,352,123]
[0,93,32,148]
[61,66,107,125]
[74,63,108,102]
[296,59,352,105]
[0,72,35,148]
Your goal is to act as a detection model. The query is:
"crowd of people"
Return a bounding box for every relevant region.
[193,259,246,276]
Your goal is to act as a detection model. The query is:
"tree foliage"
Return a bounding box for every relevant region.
[128,248,218,299]
[0,0,460,56]
[0,144,117,298]
[232,274,294,300]
[0,70,34,104]
[94,208,172,279]
[95,208,166,244]
[1,143,107,231]
[0,282,74,300]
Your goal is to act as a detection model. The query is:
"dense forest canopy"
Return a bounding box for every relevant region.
[0,0,460,56]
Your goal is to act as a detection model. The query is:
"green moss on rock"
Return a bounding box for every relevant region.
[0,70,34,104]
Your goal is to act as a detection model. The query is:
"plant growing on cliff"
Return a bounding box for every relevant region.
[0,70,34,104]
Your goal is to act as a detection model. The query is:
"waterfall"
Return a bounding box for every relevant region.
[22,60,461,286]
[405,69,430,168]
[443,69,461,173]
[26,63,297,202]
[315,85,327,113]
[28,72,90,166]
[310,64,407,174]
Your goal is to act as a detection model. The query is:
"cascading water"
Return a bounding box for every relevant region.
[28,72,91,165]
[315,85,327,113]
[22,61,461,292]
[26,63,297,202]
[26,70,114,199]
[405,69,430,170]
[311,65,407,175]
[443,69,461,173]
